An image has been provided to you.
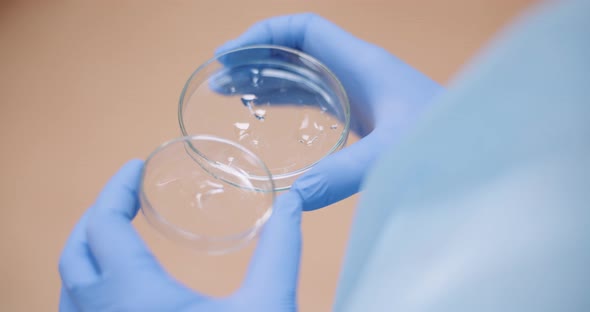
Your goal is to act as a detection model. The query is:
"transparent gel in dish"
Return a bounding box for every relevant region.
[140,135,275,254]
[179,45,350,190]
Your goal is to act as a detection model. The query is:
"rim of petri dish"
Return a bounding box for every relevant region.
[139,135,276,254]
[178,44,351,191]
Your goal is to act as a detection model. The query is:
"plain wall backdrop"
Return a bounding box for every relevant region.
[0,1,534,311]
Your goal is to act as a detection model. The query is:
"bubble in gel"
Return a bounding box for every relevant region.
[330,124,338,130]
[251,68,261,87]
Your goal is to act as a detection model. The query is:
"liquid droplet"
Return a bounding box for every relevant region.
[241,94,267,121]
[241,94,257,116]
[330,124,338,130]
[251,68,261,87]
[298,134,319,146]
[234,122,250,131]
[234,122,250,139]
[313,122,324,131]
[241,94,257,106]
[254,109,266,121]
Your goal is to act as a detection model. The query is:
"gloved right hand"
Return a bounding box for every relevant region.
[59,160,303,312]
[218,13,443,211]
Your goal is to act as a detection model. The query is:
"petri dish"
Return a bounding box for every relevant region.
[179,45,350,190]
[140,135,275,254]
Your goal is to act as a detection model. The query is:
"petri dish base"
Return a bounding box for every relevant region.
[179,45,350,190]
[140,135,275,254]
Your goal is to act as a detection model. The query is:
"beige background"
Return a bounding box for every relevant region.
[0,1,534,311]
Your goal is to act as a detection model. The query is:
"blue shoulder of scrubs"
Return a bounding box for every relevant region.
[336,0,590,311]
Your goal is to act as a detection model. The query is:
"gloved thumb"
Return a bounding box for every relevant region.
[241,191,302,301]
[292,131,384,211]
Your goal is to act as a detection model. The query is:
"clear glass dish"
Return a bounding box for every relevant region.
[179,45,350,190]
[140,135,275,254]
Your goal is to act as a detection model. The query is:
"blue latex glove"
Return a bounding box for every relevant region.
[58,159,302,311]
[217,13,442,210]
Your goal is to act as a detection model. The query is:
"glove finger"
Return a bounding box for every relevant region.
[216,13,375,75]
[216,13,394,137]
[58,210,99,289]
[292,131,386,211]
[242,191,303,299]
[59,286,79,312]
[86,159,162,274]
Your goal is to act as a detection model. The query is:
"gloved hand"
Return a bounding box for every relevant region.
[217,13,443,210]
[58,159,302,311]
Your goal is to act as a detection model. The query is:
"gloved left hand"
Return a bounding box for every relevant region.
[58,159,302,311]
[216,14,443,211]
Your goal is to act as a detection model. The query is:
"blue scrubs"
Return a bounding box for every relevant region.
[335,0,590,310]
